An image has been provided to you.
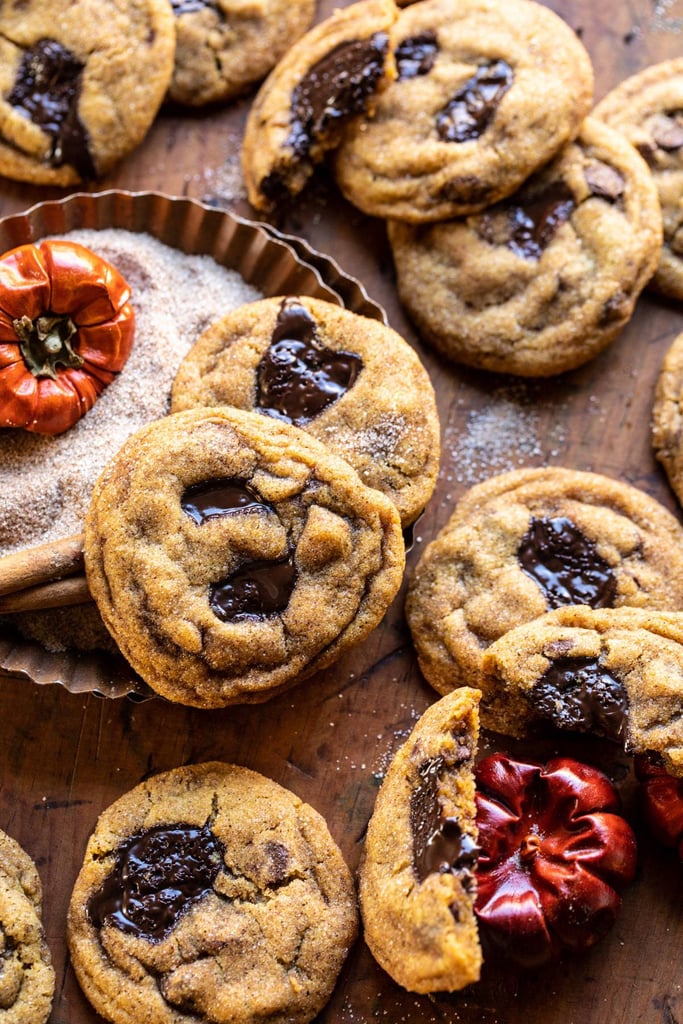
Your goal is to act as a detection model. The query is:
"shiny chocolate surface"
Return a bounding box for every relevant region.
[410,746,477,886]
[479,181,575,260]
[518,516,617,609]
[209,555,296,621]
[435,60,513,143]
[395,32,439,80]
[181,479,270,524]
[531,656,629,740]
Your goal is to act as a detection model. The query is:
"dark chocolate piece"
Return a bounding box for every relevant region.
[584,161,625,202]
[410,752,478,886]
[479,181,575,260]
[181,479,270,525]
[287,33,389,158]
[518,516,617,609]
[7,38,95,179]
[256,298,362,424]
[435,59,513,143]
[531,655,629,741]
[652,113,683,151]
[171,0,214,11]
[87,822,223,941]
[209,555,296,621]
[395,32,438,80]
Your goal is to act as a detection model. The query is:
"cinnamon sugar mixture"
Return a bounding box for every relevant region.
[0,229,262,557]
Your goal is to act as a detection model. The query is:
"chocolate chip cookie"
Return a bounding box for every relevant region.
[653,329,683,508]
[67,761,358,1024]
[84,406,405,707]
[481,606,683,777]
[593,58,683,300]
[0,828,54,1024]
[360,687,481,993]
[333,0,594,222]
[171,295,440,527]
[0,0,175,185]
[169,0,316,106]
[405,467,683,696]
[241,0,398,212]
[388,117,662,376]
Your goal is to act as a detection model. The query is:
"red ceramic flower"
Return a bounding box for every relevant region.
[474,754,637,968]
[635,754,683,859]
[0,239,134,434]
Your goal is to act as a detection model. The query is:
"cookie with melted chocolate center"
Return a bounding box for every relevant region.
[360,687,482,992]
[67,761,358,1024]
[168,0,316,106]
[241,0,398,212]
[481,606,683,777]
[593,58,683,300]
[84,406,405,707]
[0,0,175,185]
[0,828,54,1024]
[405,467,683,696]
[170,295,440,527]
[388,117,662,376]
[333,0,594,222]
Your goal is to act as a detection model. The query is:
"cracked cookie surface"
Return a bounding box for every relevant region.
[481,606,683,777]
[171,295,440,527]
[333,0,593,222]
[388,117,662,376]
[169,0,316,106]
[593,58,683,300]
[67,761,358,1024]
[405,467,683,696]
[84,406,405,707]
[360,688,481,993]
[0,0,175,185]
[0,828,54,1024]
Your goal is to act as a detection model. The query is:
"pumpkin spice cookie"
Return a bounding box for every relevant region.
[653,329,683,508]
[405,467,683,696]
[84,406,405,707]
[480,606,683,778]
[0,0,175,185]
[0,828,54,1024]
[333,0,594,222]
[67,761,358,1024]
[171,295,440,527]
[241,0,398,213]
[359,687,482,993]
[168,0,316,107]
[593,58,683,300]
[388,118,662,376]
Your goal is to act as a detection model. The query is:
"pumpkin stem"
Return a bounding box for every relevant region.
[519,833,542,863]
[13,313,81,380]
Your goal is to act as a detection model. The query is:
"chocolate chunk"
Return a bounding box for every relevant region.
[7,38,95,179]
[435,60,513,143]
[479,181,575,260]
[584,160,625,202]
[438,175,495,206]
[171,0,213,11]
[181,479,271,525]
[395,32,438,80]
[531,655,629,741]
[518,516,617,609]
[287,34,389,158]
[87,823,224,941]
[410,753,478,885]
[256,298,362,424]
[209,555,296,622]
[264,841,290,884]
[651,112,683,151]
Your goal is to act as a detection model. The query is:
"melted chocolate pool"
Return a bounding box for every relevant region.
[531,656,629,741]
[518,516,617,609]
[181,479,270,525]
[210,555,296,622]
[410,750,478,888]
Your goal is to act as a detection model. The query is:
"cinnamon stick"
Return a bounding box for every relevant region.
[0,575,91,613]
[0,533,85,598]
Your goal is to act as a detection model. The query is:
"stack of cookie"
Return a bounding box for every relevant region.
[242,0,668,377]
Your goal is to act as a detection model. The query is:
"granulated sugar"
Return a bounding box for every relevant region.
[0,229,262,557]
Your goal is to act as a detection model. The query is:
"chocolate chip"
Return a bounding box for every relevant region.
[410,754,479,884]
[256,298,362,425]
[531,655,629,741]
[518,516,617,609]
[171,0,213,11]
[584,160,625,202]
[479,181,575,260]
[181,480,272,525]
[7,38,96,179]
[209,555,296,622]
[287,34,389,158]
[651,112,683,151]
[87,823,224,941]
[435,60,513,143]
[395,32,438,80]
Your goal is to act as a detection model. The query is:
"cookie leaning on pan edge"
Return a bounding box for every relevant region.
[84,406,405,708]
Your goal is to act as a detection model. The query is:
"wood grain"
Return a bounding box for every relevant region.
[1,3,682,1023]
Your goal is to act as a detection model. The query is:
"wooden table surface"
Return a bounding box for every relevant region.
[1,2,683,1023]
